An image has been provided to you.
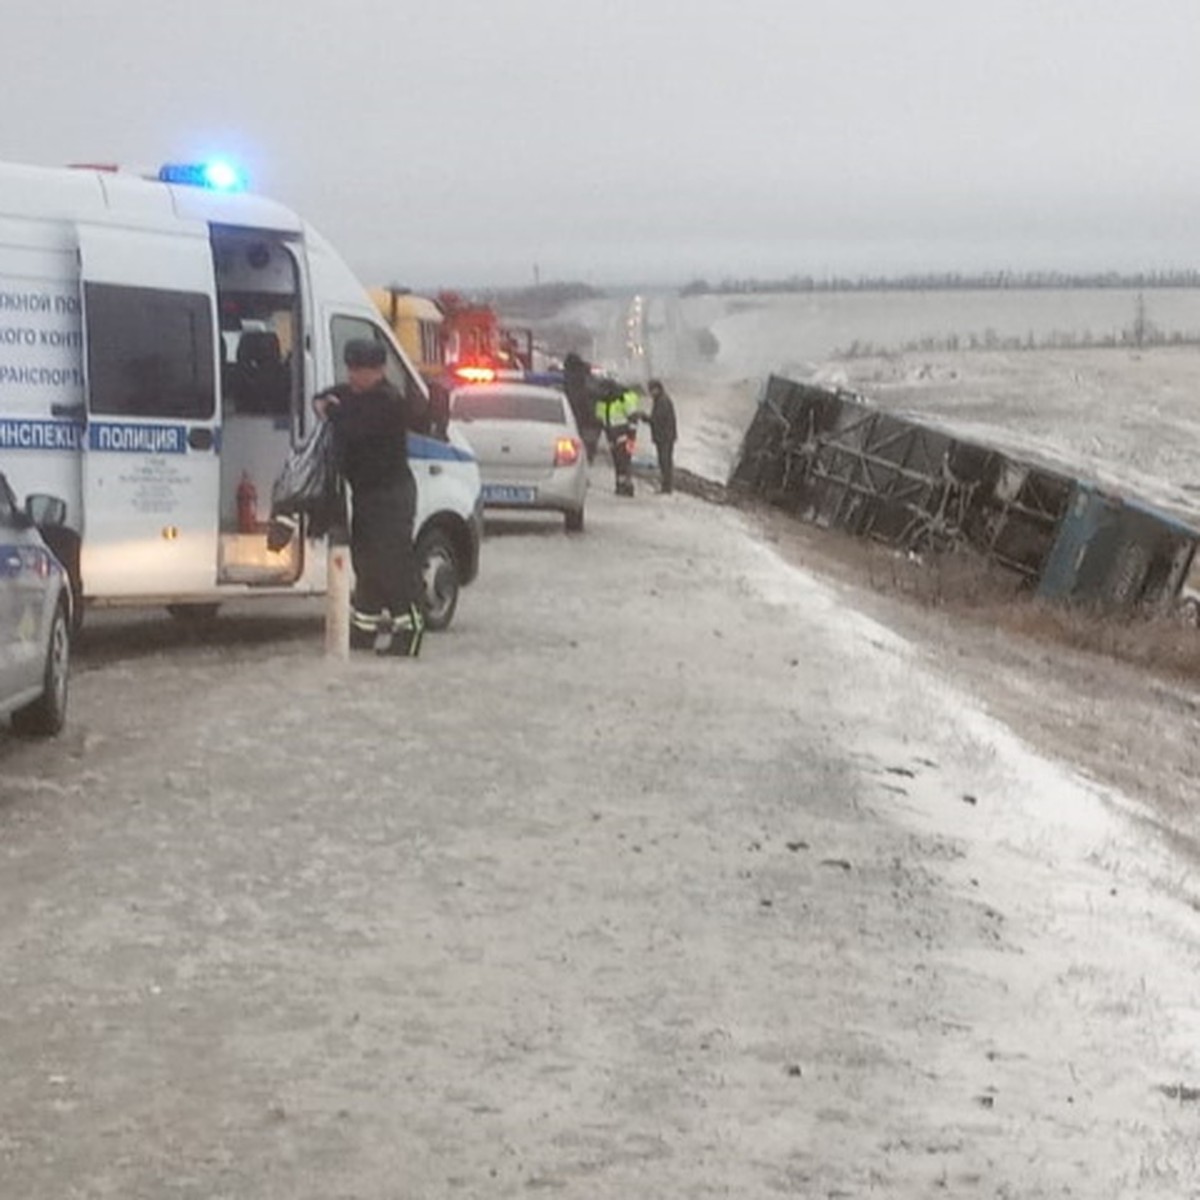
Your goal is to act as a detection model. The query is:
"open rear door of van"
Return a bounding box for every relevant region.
[76,224,222,600]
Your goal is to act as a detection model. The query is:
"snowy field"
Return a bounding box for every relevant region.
[569,287,1200,526]
[685,286,1200,380]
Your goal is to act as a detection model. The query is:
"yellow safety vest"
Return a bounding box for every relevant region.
[595,389,637,430]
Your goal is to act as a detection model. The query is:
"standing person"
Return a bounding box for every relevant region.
[642,378,678,493]
[594,378,638,497]
[314,339,427,657]
[562,351,601,463]
[425,372,451,441]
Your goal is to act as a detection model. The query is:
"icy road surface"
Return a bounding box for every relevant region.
[3,478,1200,1197]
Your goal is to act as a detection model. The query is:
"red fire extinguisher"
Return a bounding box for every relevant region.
[236,471,258,533]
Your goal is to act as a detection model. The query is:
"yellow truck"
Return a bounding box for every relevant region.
[368,287,446,383]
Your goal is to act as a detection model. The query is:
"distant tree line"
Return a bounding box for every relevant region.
[681,269,1200,296]
[836,303,1200,359]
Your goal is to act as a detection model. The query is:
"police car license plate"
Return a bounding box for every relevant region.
[482,484,537,504]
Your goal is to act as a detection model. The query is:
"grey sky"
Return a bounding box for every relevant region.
[3,0,1198,288]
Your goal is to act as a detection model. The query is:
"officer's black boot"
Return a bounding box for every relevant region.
[379,604,424,657]
[350,606,381,651]
[372,608,395,655]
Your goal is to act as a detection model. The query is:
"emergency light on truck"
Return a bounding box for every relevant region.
[454,365,497,384]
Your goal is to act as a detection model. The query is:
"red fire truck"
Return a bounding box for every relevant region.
[435,291,534,380]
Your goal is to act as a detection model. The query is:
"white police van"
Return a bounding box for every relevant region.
[0,158,482,630]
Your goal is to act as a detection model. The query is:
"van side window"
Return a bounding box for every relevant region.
[85,285,215,420]
[331,317,403,387]
[330,315,427,421]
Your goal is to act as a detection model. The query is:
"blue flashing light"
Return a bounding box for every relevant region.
[157,158,248,192]
[202,159,243,191]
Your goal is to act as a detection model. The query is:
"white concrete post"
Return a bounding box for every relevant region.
[325,538,351,660]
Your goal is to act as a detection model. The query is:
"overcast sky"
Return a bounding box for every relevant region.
[3,0,1198,289]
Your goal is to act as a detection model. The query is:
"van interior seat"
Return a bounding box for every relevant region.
[231,330,290,414]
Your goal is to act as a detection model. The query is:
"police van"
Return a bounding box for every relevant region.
[0,158,482,630]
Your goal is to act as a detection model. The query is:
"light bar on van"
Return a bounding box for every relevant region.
[157,159,248,192]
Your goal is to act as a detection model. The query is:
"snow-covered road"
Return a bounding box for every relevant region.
[3,469,1199,1196]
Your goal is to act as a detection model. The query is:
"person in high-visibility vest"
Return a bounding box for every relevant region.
[594,379,638,497]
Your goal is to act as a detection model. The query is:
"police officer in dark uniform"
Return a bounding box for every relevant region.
[562,351,601,463]
[315,338,427,656]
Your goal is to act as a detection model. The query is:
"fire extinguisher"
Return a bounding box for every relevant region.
[236,471,258,533]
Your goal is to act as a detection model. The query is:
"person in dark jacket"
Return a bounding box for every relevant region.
[426,374,451,441]
[637,378,678,493]
[562,351,602,463]
[314,338,428,656]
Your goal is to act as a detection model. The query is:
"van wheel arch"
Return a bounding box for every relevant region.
[415,522,463,631]
[38,525,83,632]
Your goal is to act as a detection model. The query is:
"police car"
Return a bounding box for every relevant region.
[0,470,70,735]
[448,374,588,533]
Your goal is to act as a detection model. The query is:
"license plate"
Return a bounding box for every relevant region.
[482,484,537,504]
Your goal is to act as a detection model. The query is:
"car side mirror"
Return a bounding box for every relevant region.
[25,493,67,529]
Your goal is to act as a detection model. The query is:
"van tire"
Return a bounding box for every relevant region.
[416,527,460,632]
[12,603,70,737]
[565,507,585,533]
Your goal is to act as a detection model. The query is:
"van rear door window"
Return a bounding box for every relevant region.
[85,284,215,420]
